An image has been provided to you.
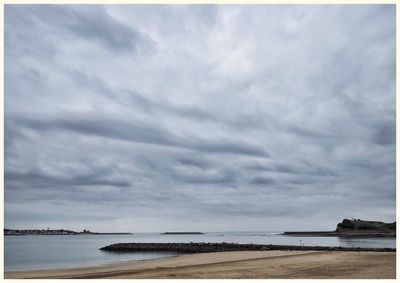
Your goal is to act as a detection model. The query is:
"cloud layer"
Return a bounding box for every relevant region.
[5,4,396,232]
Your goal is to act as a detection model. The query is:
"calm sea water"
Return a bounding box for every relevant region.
[4,231,396,271]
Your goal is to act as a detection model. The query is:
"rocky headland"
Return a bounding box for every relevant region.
[283,219,396,237]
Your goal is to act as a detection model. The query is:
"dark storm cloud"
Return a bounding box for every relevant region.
[245,161,336,178]
[4,4,395,232]
[5,168,131,189]
[371,120,396,146]
[176,171,235,185]
[117,91,216,122]
[286,179,320,186]
[11,113,269,157]
[5,5,151,53]
[175,156,211,169]
[250,177,275,186]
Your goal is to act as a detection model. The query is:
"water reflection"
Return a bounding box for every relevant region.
[337,237,396,249]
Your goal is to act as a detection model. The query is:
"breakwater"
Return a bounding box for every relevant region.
[100,242,395,253]
[161,232,204,235]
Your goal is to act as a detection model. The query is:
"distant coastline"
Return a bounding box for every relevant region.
[4,229,132,236]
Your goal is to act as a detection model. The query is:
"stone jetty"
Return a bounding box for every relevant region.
[161,232,204,235]
[100,242,395,253]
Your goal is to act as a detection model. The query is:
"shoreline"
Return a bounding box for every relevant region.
[4,253,182,273]
[5,250,395,279]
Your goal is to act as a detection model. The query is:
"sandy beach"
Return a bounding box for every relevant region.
[5,250,395,279]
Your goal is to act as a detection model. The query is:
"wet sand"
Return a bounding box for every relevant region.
[5,250,395,279]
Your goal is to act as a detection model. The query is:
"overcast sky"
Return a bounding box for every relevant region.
[5,4,396,232]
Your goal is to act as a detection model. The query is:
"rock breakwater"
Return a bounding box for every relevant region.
[100,242,395,253]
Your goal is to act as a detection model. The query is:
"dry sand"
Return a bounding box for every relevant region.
[5,250,395,279]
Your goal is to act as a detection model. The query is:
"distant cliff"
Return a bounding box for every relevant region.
[336,219,396,232]
[284,219,396,237]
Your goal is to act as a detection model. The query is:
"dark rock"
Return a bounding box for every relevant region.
[336,219,395,233]
[337,219,356,230]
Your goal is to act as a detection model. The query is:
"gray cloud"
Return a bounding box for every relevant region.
[6,5,152,53]
[11,112,269,157]
[251,177,275,186]
[4,4,395,232]
[372,120,396,146]
[175,156,211,169]
[5,167,131,189]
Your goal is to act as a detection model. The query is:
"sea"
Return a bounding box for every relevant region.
[4,231,396,271]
